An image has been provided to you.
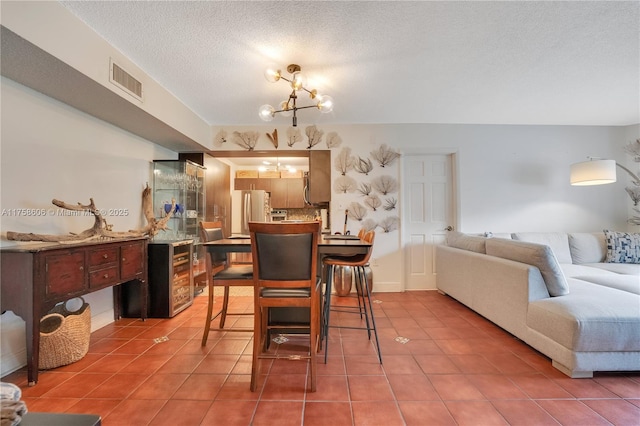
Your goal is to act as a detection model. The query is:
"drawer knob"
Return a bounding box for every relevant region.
[122,258,126,262]
[103,254,108,259]
[79,266,84,271]
[104,273,109,279]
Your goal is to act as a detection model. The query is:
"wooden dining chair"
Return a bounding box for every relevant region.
[248,221,321,392]
[200,221,253,346]
[322,230,381,364]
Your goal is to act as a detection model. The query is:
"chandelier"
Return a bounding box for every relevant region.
[258,64,334,127]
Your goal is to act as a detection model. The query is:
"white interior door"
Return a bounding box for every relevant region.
[402,154,456,290]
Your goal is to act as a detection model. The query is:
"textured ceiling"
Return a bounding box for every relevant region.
[59,1,639,127]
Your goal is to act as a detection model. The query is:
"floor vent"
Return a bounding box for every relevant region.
[109,59,143,102]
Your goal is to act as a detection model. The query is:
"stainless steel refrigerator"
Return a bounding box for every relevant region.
[231,190,271,236]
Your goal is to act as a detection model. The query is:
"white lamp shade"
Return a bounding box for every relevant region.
[570,159,617,186]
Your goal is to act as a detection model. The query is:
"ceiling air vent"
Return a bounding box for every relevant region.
[109,59,143,102]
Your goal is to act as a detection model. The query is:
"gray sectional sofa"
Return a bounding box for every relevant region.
[436,231,640,378]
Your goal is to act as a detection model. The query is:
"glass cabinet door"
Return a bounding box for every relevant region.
[152,160,206,242]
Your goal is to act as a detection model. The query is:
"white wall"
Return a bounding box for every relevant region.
[1,1,212,147]
[210,122,633,293]
[0,76,177,337]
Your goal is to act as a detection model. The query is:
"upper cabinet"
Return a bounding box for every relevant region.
[307,150,331,205]
[221,149,331,207]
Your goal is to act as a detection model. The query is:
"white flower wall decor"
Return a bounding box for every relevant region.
[331,142,401,234]
[326,131,343,148]
[371,144,400,168]
[305,125,324,149]
[334,147,355,175]
[232,131,260,151]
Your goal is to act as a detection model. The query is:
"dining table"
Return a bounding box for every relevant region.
[201,233,372,349]
[201,233,371,259]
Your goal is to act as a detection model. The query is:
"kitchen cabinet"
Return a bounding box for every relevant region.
[269,178,304,208]
[269,178,287,208]
[286,178,305,208]
[307,150,331,204]
[234,178,271,192]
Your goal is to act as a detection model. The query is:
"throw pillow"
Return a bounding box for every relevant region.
[512,232,573,264]
[485,238,569,296]
[568,232,606,264]
[604,230,640,264]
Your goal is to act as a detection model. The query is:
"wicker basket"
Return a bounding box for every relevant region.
[39,298,91,370]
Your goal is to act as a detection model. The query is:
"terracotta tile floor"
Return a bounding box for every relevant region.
[3,291,640,425]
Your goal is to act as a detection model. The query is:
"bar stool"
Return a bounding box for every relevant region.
[322,230,382,364]
[200,221,253,346]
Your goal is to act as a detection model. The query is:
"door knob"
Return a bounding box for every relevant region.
[445,226,454,231]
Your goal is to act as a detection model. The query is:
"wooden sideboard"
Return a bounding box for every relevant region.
[0,237,148,385]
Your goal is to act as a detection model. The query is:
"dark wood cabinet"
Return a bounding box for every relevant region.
[146,240,193,318]
[234,177,271,192]
[0,237,148,385]
[268,178,304,208]
[286,178,305,208]
[235,177,258,190]
[308,150,331,204]
[269,178,287,208]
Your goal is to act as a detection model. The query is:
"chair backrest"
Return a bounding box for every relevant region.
[249,221,320,287]
[199,221,224,243]
[361,230,375,264]
[199,221,227,266]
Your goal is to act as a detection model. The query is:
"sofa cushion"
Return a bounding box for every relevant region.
[486,238,569,296]
[568,232,606,264]
[528,279,640,352]
[573,275,640,295]
[512,232,573,264]
[446,231,486,253]
[604,230,640,263]
[560,264,619,278]
[582,262,640,275]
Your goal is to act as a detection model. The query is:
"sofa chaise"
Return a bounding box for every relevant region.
[436,230,640,378]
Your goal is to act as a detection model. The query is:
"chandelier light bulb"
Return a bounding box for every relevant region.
[264,66,281,83]
[279,100,293,117]
[258,104,275,121]
[317,95,334,113]
[290,71,306,91]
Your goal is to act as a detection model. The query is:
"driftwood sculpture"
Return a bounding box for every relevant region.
[6,184,175,243]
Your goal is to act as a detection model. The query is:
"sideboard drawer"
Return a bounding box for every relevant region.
[88,247,118,267]
[89,265,119,288]
[44,250,87,299]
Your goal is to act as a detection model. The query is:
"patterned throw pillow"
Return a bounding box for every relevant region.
[604,230,640,263]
